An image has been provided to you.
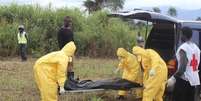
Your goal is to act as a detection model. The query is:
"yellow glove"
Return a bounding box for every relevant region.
[167,76,176,92]
[59,87,66,94]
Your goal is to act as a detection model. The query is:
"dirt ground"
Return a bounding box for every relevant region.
[0,57,141,101]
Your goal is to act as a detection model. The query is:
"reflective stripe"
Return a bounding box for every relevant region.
[17,32,27,44]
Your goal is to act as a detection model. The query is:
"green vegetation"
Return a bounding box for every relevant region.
[0,4,139,57]
[167,6,177,17]
[83,0,125,13]
[152,7,161,13]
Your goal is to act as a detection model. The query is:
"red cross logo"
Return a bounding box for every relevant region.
[190,54,198,71]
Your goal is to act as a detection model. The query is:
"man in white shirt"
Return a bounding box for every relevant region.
[168,27,200,101]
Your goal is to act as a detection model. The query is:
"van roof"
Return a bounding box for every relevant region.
[109,10,201,29]
[179,20,201,29]
[109,10,179,23]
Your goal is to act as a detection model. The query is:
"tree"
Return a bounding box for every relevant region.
[83,0,125,13]
[152,7,161,13]
[167,7,177,17]
[106,0,125,11]
[196,17,201,21]
[83,0,97,14]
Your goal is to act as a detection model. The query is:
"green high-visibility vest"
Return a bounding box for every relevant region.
[17,32,27,44]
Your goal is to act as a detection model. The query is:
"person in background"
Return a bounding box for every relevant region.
[34,41,76,101]
[58,16,74,49]
[136,32,145,48]
[132,46,168,101]
[57,16,75,81]
[17,25,28,61]
[167,27,200,101]
[116,48,143,100]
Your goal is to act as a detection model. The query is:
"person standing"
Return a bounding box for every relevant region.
[58,16,74,49]
[167,27,200,101]
[17,25,28,61]
[57,16,75,82]
[132,46,168,101]
[136,32,145,48]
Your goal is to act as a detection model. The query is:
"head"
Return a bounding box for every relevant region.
[181,27,192,42]
[117,48,128,59]
[18,25,24,33]
[61,41,76,56]
[137,32,141,36]
[137,40,145,48]
[63,16,72,28]
[132,46,149,69]
[137,34,145,48]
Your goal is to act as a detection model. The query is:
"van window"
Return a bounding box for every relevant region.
[178,29,200,47]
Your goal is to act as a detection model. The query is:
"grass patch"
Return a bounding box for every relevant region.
[0,57,140,101]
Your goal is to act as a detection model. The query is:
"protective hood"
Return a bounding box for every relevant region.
[132,46,147,57]
[117,48,129,58]
[61,41,76,56]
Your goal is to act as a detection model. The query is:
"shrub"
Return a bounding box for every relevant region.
[0,4,138,57]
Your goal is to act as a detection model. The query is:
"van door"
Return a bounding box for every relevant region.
[145,22,176,62]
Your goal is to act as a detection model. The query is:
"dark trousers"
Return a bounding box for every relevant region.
[19,44,27,61]
[173,77,195,101]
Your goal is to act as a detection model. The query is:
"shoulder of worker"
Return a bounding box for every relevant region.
[36,51,66,63]
[127,53,139,64]
[127,52,137,59]
[146,49,159,55]
[192,42,201,52]
[178,42,196,53]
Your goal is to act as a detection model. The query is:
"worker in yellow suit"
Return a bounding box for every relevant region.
[34,41,76,101]
[132,46,167,101]
[116,48,143,100]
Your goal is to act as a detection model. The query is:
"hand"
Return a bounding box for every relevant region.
[114,68,120,74]
[116,95,126,100]
[167,76,176,92]
[59,87,66,94]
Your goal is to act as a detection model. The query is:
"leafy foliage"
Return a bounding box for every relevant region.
[0,4,137,57]
[167,7,177,17]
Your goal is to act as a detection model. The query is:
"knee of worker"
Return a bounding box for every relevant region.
[143,89,158,100]
[118,90,127,96]
[155,92,164,101]
[142,97,154,101]
[41,83,58,101]
[155,96,163,101]
[134,88,143,98]
[154,85,166,101]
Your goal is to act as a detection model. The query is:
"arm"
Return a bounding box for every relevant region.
[25,33,29,43]
[67,57,73,72]
[57,57,68,87]
[118,58,126,69]
[115,59,125,74]
[57,29,63,49]
[174,49,188,77]
[127,57,139,81]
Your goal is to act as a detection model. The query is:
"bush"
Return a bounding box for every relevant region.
[0,4,137,57]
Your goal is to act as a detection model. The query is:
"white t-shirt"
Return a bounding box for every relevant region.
[176,42,200,86]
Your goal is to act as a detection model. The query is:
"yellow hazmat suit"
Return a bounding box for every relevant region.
[34,41,76,101]
[132,46,167,101]
[117,48,143,98]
